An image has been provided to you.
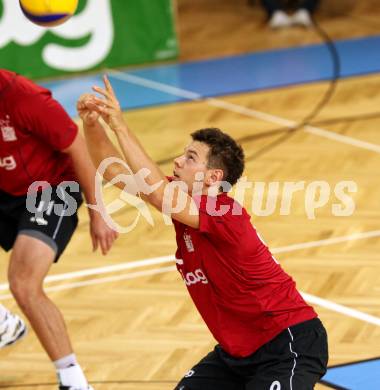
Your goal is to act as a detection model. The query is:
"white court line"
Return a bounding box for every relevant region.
[272,230,380,254]
[0,255,174,291]
[107,69,380,154]
[302,292,380,327]
[1,264,379,327]
[1,230,380,327]
[1,230,379,292]
[0,256,173,292]
[0,266,176,301]
[304,125,380,153]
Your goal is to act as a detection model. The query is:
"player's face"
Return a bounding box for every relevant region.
[173,141,210,193]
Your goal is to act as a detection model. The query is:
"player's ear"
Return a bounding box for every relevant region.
[206,169,224,186]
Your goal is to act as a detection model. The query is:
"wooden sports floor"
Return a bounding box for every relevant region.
[1,1,380,389]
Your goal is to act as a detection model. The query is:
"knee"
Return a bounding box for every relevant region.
[8,272,42,309]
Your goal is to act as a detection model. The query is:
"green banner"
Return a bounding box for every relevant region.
[0,0,178,79]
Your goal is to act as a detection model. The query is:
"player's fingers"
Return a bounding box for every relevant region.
[99,235,109,255]
[91,233,98,252]
[103,74,116,98]
[83,98,99,108]
[86,101,111,117]
[99,107,113,117]
[91,96,114,109]
[106,234,114,252]
[83,102,102,115]
[93,88,120,111]
[78,93,92,103]
[106,229,117,251]
[92,85,113,101]
[77,100,89,112]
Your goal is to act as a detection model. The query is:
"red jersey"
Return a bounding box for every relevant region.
[0,69,77,195]
[173,193,317,358]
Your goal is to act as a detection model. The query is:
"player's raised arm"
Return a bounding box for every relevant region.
[81,75,200,229]
[77,93,129,184]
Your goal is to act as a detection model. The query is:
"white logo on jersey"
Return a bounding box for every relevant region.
[0,155,16,170]
[0,116,17,142]
[184,369,195,378]
[28,200,55,225]
[180,268,208,286]
[29,216,48,226]
[270,381,281,390]
[183,231,194,252]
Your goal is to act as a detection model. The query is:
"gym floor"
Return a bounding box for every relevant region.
[1,1,379,389]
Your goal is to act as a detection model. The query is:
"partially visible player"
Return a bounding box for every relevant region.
[0,69,118,390]
[78,76,328,390]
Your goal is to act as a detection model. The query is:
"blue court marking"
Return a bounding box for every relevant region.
[42,34,380,117]
[321,357,380,390]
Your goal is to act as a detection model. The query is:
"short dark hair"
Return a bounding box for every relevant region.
[191,128,245,188]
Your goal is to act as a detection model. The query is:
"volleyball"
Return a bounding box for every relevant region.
[19,0,79,27]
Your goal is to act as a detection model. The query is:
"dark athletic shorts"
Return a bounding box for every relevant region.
[0,184,83,262]
[175,318,328,390]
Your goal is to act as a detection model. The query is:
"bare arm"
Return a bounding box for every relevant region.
[62,132,118,254]
[83,76,199,228]
[77,94,130,185]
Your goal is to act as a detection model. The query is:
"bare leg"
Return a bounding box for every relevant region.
[8,234,73,360]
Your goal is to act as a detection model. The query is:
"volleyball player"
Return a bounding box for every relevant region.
[79,76,328,390]
[0,69,118,390]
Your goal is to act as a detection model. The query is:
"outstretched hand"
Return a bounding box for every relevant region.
[88,75,126,133]
[77,93,100,126]
[89,210,119,255]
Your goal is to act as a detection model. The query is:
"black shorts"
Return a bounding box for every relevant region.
[175,318,328,390]
[0,184,83,262]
